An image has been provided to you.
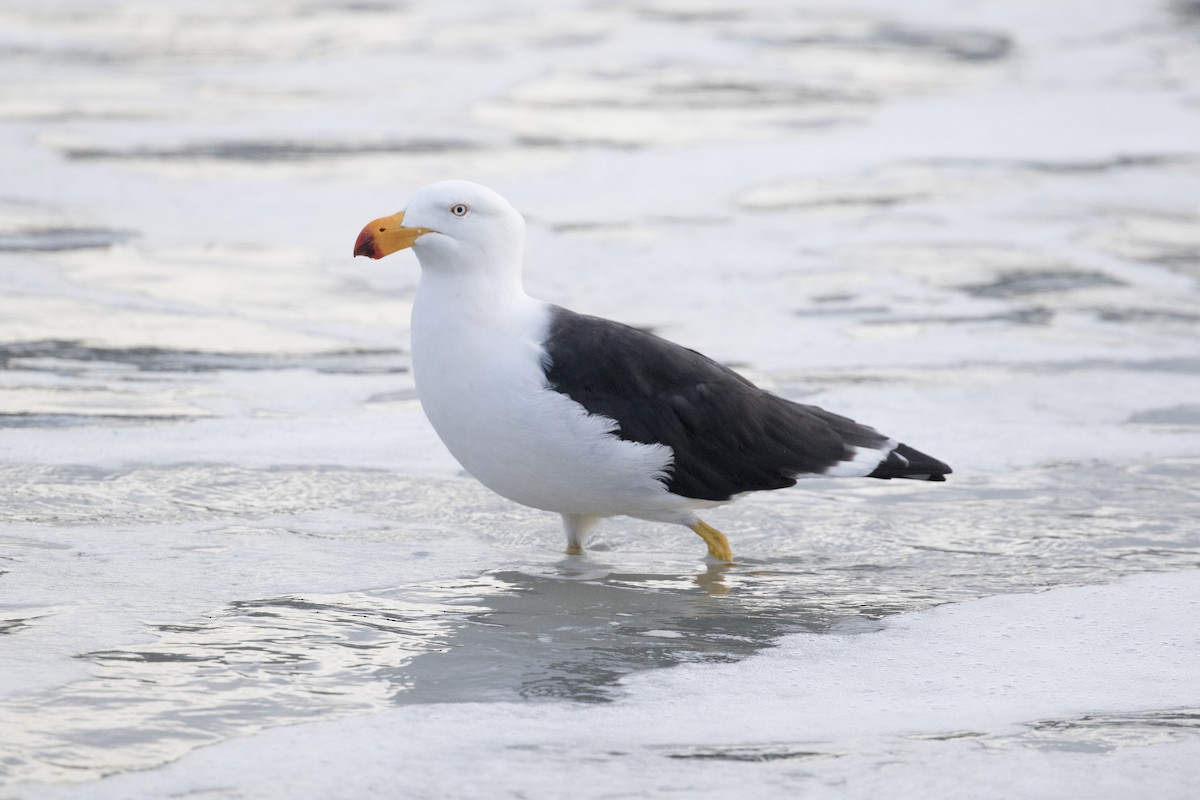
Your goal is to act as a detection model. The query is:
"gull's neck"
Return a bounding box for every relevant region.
[411,246,545,342]
[409,250,548,401]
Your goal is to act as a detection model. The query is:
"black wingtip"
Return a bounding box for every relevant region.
[868,442,952,482]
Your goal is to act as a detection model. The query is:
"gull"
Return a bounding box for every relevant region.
[354,180,950,562]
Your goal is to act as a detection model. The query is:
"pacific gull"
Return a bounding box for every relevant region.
[354,180,951,562]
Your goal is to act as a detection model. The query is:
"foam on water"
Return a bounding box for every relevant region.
[17,572,1200,799]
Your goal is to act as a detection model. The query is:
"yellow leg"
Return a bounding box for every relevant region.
[688,519,734,563]
[562,513,599,557]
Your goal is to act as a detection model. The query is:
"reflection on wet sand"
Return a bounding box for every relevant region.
[4,456,1200,784]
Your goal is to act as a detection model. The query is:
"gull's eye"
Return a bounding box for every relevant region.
[450,203,469,217]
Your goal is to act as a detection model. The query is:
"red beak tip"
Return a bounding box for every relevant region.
[353,231,379,259]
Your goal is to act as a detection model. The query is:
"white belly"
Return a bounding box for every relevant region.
[411,290,682,520]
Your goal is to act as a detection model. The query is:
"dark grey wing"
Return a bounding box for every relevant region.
[541,307,949,502]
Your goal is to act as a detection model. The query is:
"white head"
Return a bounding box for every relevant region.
[353,180,526,282]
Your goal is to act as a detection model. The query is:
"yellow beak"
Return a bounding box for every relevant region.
[353,211,433,259]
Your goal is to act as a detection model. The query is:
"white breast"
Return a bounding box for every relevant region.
[410,278,682,521]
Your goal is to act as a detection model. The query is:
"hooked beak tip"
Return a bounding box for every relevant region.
[353,230,380,259]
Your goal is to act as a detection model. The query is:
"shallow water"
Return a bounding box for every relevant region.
[2,0,1200,797]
